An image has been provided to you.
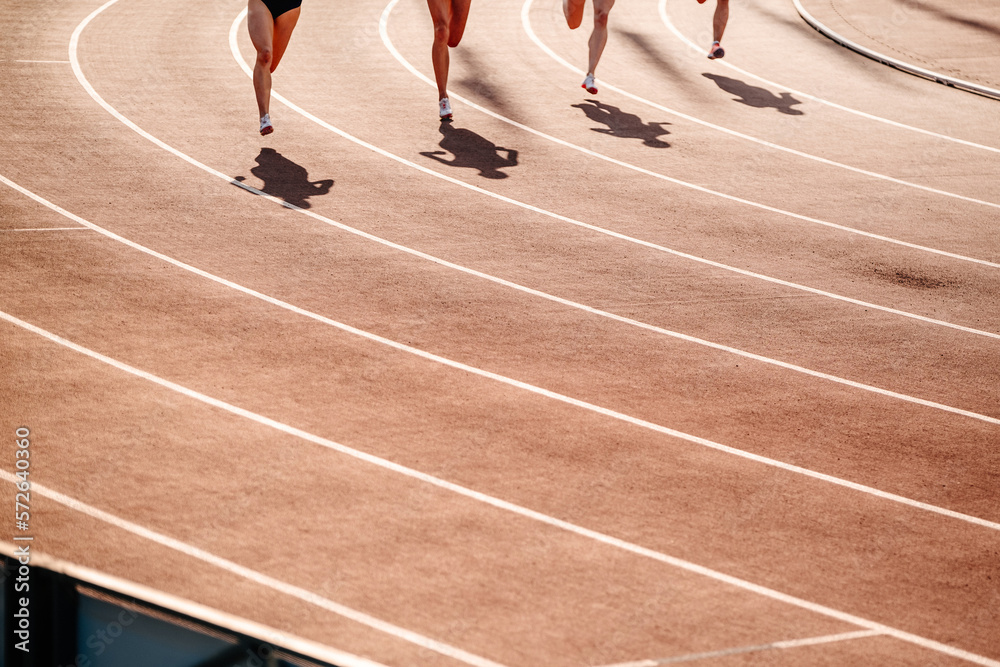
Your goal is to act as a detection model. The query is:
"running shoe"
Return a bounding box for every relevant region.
[439,97,453,121]
[697,0,707,4]
[708,41,725,59]
[260,114,273,136]
[581,73,598,95]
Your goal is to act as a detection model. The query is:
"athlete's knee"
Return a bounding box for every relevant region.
[594,8,611,27]
[256,46,273,68]
[432,19,450,44]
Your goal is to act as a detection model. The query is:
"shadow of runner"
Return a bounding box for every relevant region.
[419,124,519,179]
[234,148,334,209]
[571,99,671,148]
[702,73,804,115]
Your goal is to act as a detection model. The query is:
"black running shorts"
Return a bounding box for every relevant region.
[263,0,302,19]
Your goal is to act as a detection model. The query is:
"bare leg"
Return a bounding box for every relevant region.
[271,7,301,72]
[587,0,615,76]
[426,0,470,100]
[448,0,471,47]
[564,0,585,29]
[248,0,275,120]
[713,0,729,43]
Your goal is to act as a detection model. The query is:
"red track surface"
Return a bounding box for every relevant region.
[2,0,998,665]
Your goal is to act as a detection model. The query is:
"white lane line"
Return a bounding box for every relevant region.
[658,0,1000,153]
[0,227,89,232]
[5,171,996,429]
[594,629,884,666]
[792,0,1000,101]
[231,11,1000,341]
[1,316,997,667]
[517,0,1000,211]
[51,1,1000,524]
[0,473,506,667]
[43,4,1000,433]
[376,1,1000,269]
[0,545,393,667]
[5,172,997,530]
[46,1,1000,519]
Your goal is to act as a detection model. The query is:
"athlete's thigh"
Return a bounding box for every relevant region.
[247,0,275,54]
[447,0,472,46]
[564,0,586,26]
[271,6,301,70]
[426,0,451,25]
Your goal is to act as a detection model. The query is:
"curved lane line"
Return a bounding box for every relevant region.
[6,171,998,534]
[658,0,1000,152]
[0,543,393,667]
[1,317,997,667]
[61,0,1000,523]
[378,2,1000,268]
[518,0,1000,210]
[792,0,1000,101]
[0,469,505,667]
[4,167,997,429]
[52,3,1000,426]
[234,8,1000,340]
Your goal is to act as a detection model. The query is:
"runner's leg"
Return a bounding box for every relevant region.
[447,0,472,47]
[564,0,586,29]
[713,0,729,43]
[248,0,275,120]
[270,6,301,72]
[587,0,615,76]
[427,0,453,100]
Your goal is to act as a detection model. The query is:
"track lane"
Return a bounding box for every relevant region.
[3,307,998,665]
[512,0,1000,222]
[515,0,1000,213]
[3,0,996,664]
[659,0,1000,151]
[657,0,1000,153]
[56,0,1000,506]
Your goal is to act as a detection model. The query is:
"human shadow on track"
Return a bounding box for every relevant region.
[419,124,519,179]
[571,99,672,147]
[234,148,334,209]
[702,73,804,115]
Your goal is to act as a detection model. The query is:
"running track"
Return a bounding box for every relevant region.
[1,0,998,665]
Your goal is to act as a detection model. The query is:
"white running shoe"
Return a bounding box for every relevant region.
[707,41,725,59]
[581,73,598,94]
[260,113,273,136]
[439,97,453,121]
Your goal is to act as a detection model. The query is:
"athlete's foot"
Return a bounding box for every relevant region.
[259,114,273,136]
[581,73,598,95]
[439,97,453,121]
[707,41,725,59]
[697,0,707,4]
